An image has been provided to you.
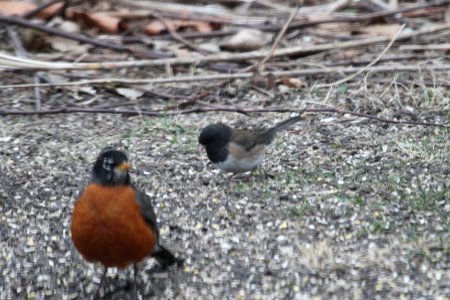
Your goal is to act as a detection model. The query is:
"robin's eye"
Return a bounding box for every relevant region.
[102,157,114,171]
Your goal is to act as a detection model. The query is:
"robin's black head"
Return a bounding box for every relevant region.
[198,123,232,163]
[92,149,131,186]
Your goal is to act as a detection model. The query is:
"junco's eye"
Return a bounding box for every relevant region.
[102,157,114,171]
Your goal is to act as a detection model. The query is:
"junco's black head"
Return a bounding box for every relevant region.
[92,149,131,186]
[198,123,232,146]
[198,123,232,163]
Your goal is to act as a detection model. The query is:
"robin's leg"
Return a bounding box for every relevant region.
[94,267,107,300]
[132,263,139,299]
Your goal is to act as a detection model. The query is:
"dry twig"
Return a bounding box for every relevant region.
[6,27,42,111]
[255,0,302,70]
[0,15,169,59]
[1,24,448,70]
[285,0,450,31]
[151,13,212,55]
[399,44,450,51]
[116,0,450,42]
[23,0,63,19]
[318,24,406,88]
[2,64,450,89]
[0,106,447,128]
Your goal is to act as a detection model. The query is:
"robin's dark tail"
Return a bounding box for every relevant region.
[152,245,183,270]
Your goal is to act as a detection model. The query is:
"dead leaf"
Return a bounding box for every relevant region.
[313,21,353,38]
[87,13,122,33]
[50,18,80,33]
[50,37,89,53]
[307,14,334,22]
[278,77,305,88]
[0,1,37,16]
[0,1,63,18]
[388,0,398,10]
[68,11,124,33]
[171,48,192,59]
[221,29,271,52]
[144,19,212,35]
[116,88,144,100]
[35,2,64,19]
[445,5,450,24]
[46,18,89,53]
[326,0,350,13]
[79,86,97,96]
[278,84,290,93]
[198,43,221,53]
[357,24,403,39]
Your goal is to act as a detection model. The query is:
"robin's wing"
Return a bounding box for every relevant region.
[134,188,160,240]
[134,187,182,268]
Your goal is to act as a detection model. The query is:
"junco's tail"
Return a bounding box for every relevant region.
[152,244,183,269]
[271,115,302,132]
[260,114,303,144]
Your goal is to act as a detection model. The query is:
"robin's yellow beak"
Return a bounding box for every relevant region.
[116,162,131,171]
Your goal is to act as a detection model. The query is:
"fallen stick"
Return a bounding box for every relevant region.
[1,24,448,70]
[2,64,450,89]
[318,24,406,87]
[0,15,169,59]
[0,106,447,128]
[6,27,42,111]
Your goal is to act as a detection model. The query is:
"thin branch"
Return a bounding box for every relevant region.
[151,13,212,55]
[0,14,169,59]
[112,0,267,26]
[23,0,63,19]
[399,44,450,51]
[0,106,447,128]
[318,24,405,88]
[1,24,448,70]
[2,64,450,89]
[6,27,42,111]
[33,76,42,111]
[121,30,236,42]
[118,0,450,42]
[373,78,450,88]
[284,0,450,32]
[111,0,450,33]
[256,0,302,69]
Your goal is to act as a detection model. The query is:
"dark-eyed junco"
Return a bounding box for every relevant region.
[71,149,181,299]
[198,115,302,173]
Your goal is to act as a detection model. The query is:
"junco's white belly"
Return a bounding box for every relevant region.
[216,153,265,173]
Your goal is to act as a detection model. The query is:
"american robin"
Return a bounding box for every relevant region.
[71,149,181,299]
[198,115,303,173]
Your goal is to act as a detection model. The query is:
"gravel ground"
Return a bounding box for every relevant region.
[1,1,449,297]
[0,107,448,299]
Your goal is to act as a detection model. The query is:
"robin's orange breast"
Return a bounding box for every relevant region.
[71,184,156,268]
